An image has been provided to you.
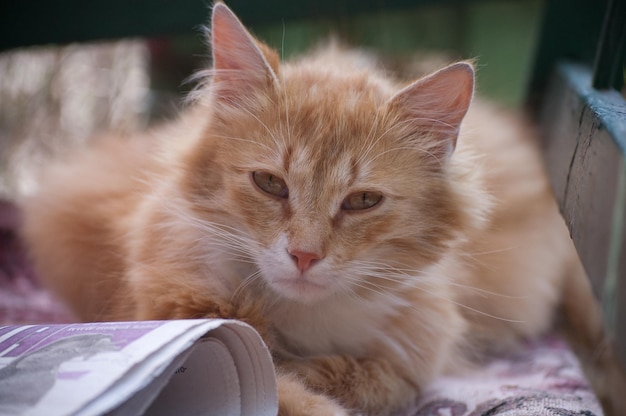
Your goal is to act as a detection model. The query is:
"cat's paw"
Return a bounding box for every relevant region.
[279,396,349,416]
[277,373,350,416]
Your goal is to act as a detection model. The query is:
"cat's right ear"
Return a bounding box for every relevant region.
[386,62,474,162]
[210,3,279,104]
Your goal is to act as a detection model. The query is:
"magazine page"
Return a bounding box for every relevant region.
[0,319,277,416]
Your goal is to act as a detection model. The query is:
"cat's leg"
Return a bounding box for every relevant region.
[559,258,626,416]
[128,270,236,321]
[133,296,234,321]
[279,355,418,416]
[277,373,349,416]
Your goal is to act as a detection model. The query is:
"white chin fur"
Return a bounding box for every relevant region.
[266,274,334,303]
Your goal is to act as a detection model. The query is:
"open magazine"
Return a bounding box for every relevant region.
[0,319,278,416]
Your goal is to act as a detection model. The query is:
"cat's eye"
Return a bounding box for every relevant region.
[341,191,383,211]
[252,171,289,199]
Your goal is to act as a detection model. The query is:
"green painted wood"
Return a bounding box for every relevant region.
[592,0,626,91]
[528,0,607,101]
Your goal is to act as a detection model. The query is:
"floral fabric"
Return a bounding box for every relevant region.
[405,338,602,415]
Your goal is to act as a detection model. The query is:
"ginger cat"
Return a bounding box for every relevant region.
[20,3,624,415]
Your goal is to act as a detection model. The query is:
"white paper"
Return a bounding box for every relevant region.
[0,319,278,416]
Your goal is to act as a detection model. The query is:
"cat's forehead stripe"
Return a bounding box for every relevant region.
[282,145,293,174]
[291,146,313,172]
[284,142,362,193]
[334,154,360,188]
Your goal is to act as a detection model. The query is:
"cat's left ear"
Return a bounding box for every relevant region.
[210,3,279,104]
[387,62,474,161]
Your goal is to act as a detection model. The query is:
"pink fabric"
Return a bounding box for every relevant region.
[0,200,74,325]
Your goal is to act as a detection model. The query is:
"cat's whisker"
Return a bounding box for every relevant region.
[367,267,523,300]
[185,68,254,104]
[405,116,457,132]
[241,107,284,156]
[202,246,256,264]
[159,202,262,267]
[231,269,264,303]
[199,236,258,260]
[340,276,403,305]
[366,145,442,166]
[445,280,527,300]
[355,107,383,166]
[360,116,419,160]
[360,104,382,155]
[348,272,525,324]
[228,100,284,154]
[341,278,438,334]
[279,71,292,149]
[465,245,520,256]
[347,258,433,277]
[265,289,287,311]
[349,258,527,309]
[357,113,397,165]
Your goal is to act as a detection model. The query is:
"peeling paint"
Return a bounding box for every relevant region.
[560,62,626,153]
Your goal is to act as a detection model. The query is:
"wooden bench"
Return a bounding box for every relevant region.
[530,0,626,364]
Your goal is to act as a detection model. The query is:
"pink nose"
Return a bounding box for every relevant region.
[288,250,321,273]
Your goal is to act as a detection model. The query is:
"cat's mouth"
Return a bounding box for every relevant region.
[268,276,331,303]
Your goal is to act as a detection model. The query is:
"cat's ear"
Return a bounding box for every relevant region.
[387,62,474,161]
[210,3,279,104]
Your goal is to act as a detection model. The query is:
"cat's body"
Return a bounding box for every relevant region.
[19,3,624,415]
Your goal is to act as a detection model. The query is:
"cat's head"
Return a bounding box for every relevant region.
[182,3,482,304]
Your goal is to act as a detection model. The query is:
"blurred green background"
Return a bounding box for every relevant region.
[151,0,544,110]
[0,0,546,196]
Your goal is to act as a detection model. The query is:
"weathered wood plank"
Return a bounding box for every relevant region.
[540,62,626,362]
[612,166,626,357]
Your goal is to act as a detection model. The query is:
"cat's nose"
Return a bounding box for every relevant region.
[288,249,321,273]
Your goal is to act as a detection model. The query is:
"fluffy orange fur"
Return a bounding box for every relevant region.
[19,3,624,415]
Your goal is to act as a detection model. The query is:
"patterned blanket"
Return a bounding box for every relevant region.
[410,338,602,415]
[0,200,603,415]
